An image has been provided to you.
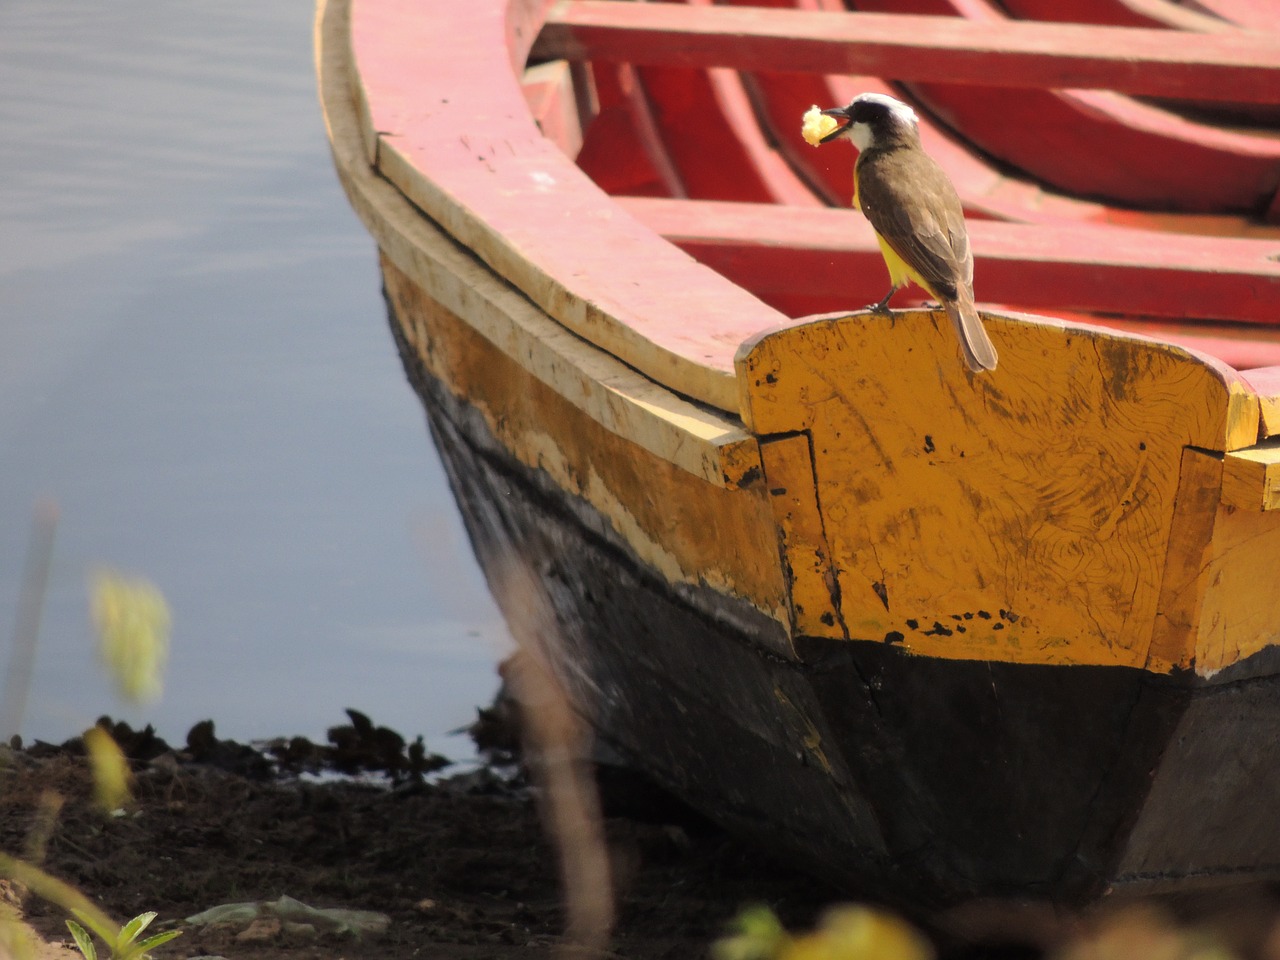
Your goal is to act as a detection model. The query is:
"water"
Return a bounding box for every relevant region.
[0,0,508,757]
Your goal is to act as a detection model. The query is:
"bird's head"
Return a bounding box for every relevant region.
[819,93,920,151]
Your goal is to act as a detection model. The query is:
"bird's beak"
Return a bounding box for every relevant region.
[819,106,850,143]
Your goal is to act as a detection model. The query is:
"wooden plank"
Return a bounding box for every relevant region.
[536,1,1280,103]
[736,308,1259,669]
[629,61,818,206]
[1147,448,1224,672]
[318,0,763,488]
[1222,445,1280,512]
[383,253,791,634]
[758,433,843,641]
[999,0,1230,30]
[1194,0,1274,30]
[1195,498,1280,675]
[1242,367,1280,439]
[521,60,587,159]
[619,197,1280,327]
[345,0,788,414]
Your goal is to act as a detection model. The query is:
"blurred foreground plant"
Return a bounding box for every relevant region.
[83,723,131,812]
[716,905,933,960]
[0,568,178,956]
[90,571,170,704]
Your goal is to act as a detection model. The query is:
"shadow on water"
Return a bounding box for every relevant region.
[0,0,506,755]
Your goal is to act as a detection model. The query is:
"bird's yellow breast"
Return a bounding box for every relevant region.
[853,162,939,298]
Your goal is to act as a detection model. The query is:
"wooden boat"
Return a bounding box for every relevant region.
[317,0,1280,906]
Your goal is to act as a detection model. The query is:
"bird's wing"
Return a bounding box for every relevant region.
[856,150,972,300]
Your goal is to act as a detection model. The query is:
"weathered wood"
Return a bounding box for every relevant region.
[627,61,818,206]
[318,0,763,488]
[575,62,685,197]
[1147,448,1224,672]
[346,0,787,413]
[737,308,1259,667]
[521,60,587,159]
[1222,445,1280,512]
[1097,320,1280,375]
[619,196,1280,327]
[324,0,1280,909]
[536,0,1280,103]
[578,52,819,205]
[415,357,1212,904]
[1243,367,1280,439]
[999,0,1230,30]
[1195,497,1280,674]
[758,433,841,640]
[1194,0,1273,29]
[383,254,791,634]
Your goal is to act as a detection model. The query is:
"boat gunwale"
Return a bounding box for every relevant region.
[315,0,763,489]
[340,0,793,416]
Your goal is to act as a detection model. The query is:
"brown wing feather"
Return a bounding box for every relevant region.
[855,147,972,301]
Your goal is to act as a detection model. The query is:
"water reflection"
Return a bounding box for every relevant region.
[0,0,506,757]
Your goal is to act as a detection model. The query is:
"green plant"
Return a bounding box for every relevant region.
[65,910,181,960]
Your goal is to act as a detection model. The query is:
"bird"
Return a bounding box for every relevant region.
[813,93,998,373]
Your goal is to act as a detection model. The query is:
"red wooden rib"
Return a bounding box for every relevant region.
[849,0,1280,215]
[997,0,1228,29]
[1193,0,1274,30]
[545,0,1280,212]
[996,0,1280,127]
[536,1,1280,103]
[633,0,1280,229]
[618,196,1280,328]
[628,60,817,205]
[576,62,687,198]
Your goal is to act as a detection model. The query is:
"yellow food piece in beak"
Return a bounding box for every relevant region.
[801,105,839,147]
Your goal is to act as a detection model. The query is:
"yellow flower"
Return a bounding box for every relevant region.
[801,105,839,147]
[91,571,171,704]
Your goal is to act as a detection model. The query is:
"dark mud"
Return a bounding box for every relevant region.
[0,713,834,959]
[3,712,1280,960]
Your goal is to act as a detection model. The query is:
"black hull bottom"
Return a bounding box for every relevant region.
[386,294,1280,907]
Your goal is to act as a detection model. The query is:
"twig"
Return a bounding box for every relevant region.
[495,561,615,959]
[1,500,59,744]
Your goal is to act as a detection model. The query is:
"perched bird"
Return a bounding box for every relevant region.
[807,94,998,373]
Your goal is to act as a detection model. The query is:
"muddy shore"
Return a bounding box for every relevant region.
[3,714,1279,959]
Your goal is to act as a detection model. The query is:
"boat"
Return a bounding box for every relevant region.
[316,0,1280,906]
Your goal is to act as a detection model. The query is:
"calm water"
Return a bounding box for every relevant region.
[0,0,507,756]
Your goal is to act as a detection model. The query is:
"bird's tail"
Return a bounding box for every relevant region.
[944,291,998,373]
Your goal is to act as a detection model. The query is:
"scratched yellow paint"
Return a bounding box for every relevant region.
[759,434,843,638]
[737,308,1262,669]
[1146,448,1221,672]
[1195,502,1280,675]
[383,257,793,653]
[1222,445,1280,512]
